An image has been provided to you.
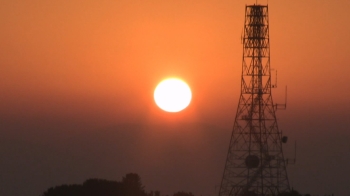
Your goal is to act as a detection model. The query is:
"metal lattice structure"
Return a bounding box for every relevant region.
[218,5,290,196]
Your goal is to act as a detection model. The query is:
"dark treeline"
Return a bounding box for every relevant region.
[41,173,194,196]
[42,173,310,196]
[278,190,311,196]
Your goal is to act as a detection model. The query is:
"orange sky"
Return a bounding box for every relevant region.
[1,1,350,196]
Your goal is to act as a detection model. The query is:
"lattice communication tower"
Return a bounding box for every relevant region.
[218,5,290,196]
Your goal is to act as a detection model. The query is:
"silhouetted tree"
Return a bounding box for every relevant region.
[42,184,83,196]
[41,173,148,196]
[122,173,147,196]
[83,178,122,196]
[173,191,194,196]
[43,174,312,196]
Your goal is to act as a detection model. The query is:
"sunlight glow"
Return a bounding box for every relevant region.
[154,78,192,112]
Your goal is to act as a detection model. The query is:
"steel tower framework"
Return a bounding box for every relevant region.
[219,5,290,196]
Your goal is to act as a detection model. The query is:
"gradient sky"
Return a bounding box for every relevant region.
[1,0,350,196]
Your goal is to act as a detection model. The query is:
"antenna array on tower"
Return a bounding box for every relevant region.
[218,5,290,196]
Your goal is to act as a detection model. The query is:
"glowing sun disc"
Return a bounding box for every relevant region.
[154,78,192,112]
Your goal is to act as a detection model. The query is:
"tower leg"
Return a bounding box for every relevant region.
[218,5,290,196]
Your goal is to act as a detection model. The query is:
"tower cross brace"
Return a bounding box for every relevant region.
[218,5,290,196]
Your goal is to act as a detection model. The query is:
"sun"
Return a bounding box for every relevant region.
[154,78,192,112]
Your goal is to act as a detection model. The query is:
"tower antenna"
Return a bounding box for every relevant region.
[218,5,290,196]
